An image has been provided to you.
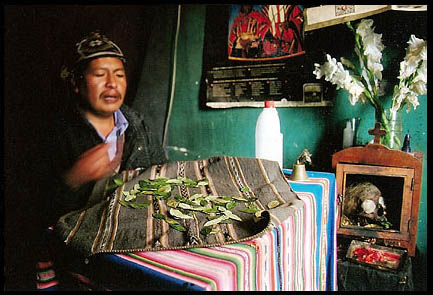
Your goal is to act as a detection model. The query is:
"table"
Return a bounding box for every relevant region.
[38,169,337,291]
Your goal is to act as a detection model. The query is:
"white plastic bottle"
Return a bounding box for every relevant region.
[342,120,354,149]
[255,100,283,168]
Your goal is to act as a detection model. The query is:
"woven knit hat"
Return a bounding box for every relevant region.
[60,31,126,81]
[75,31,125,63]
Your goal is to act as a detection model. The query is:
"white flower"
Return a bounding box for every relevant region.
[366,59,384,81]
[356,19,374,39]
[400,35,427,79]
[410,80,427,96]
[407,34,426,55]
[391,86,420,113]
[316,54,339,78]
[405,93,419,112]
[391,86,410,112]
[399,60,418,80]
[347,80,366,105]
[358,22,384,81]
[313,19,427,116]
[313,54,353,90]
[391,35,427,112]
[330,62,351,89]
[363,32,384,63]
[334,66,352,89]
[313,52,369,105]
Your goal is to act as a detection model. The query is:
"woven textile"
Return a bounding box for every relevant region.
[54,156,301,257]
[38,170,337,291]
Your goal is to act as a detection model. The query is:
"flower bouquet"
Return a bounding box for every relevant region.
[313,19,427,149]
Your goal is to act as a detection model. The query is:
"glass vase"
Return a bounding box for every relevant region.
[377,109,403,150]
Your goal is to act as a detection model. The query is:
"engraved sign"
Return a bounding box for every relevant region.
[206,63,305,105]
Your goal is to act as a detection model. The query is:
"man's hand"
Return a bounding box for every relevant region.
[63,143,113,189]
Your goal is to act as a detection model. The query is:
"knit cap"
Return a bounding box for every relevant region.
[61,31,126,80]
[75,31,125,63]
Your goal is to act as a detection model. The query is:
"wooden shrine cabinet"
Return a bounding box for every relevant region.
[332,144,423,256]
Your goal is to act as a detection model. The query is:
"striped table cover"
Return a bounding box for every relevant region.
[38,170,337,291]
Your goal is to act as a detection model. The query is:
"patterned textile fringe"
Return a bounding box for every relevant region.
[36,261,59,290]
[36,261,110,291]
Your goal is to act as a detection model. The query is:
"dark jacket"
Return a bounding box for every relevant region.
[39,103,167,227]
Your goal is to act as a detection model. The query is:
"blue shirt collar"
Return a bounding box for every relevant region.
[91,109,129,141]
[114,109,129,136]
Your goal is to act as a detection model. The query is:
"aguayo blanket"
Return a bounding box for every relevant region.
[54,156,302,257]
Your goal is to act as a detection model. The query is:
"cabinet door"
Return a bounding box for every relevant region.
[336,163,414,242]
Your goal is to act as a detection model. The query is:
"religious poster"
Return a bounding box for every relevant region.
[227,5,305,61]
[203,4,333,108]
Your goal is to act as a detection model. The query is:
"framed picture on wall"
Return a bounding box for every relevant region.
[227,5,305,62]
[202,4,333,109]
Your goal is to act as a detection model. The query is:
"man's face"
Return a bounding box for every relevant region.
[76,57,127,118]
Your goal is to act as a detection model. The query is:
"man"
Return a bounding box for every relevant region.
[41,31,167,226]
[34,32,167,289]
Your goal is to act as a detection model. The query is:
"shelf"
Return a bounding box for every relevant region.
[206,100,333,109]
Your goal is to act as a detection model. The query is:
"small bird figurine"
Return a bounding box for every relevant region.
[290,149,312,181]
[296,149,312,166]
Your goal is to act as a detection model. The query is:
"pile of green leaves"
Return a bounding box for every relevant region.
[114,177,279,235]
[379,220,392,229]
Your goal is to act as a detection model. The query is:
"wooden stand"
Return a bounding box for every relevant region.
[332,144,423,256]
[337,256,414,291]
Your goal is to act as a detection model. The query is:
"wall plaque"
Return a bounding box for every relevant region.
[205,63,331,108]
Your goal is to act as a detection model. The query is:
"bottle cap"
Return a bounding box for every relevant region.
[402,133,411,152]
[264,101,275,108]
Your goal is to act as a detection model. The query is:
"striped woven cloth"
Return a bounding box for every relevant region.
[54,156,302,257]
[90,170,337,291]
[38,160,337,291]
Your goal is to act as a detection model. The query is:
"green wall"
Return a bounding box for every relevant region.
[165,5,334,168]
[166,5,427,289]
